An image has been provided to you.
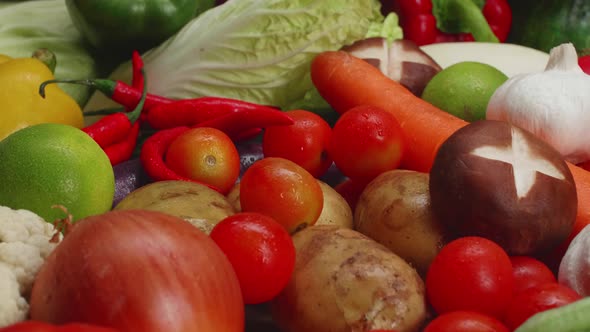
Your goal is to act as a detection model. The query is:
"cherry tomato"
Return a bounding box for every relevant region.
[423,311,509,332]
[510,256,556,294]
[504,282,582,330]
[210,212,296,304]
[0,321,120,332]
[165,127,240,193]
[425,236,513,319]
[328,105,405,182]
[262,109,332,177]
[239,157,324,233]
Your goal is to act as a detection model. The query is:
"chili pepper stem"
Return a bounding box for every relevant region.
[126,71,148,123]
[39,78,116,99]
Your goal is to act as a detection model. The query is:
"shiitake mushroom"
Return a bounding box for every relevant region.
[429,120,577,255]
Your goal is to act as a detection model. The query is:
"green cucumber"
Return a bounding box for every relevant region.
[515,297,590,332]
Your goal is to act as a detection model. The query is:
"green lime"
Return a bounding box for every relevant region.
[421,61,509,122]
[0,123,114,222]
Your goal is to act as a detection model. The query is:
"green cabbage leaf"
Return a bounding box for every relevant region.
[0,0,98,105]
[85,0,396,112]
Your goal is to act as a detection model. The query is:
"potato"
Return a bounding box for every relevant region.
[354,169,446,276]
[226,182,241,211]
[114,180,236,234]
[226,180,353,229]
[314,180,353,228]
[271,225,426,332]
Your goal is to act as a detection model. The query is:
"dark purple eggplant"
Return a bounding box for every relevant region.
[245,303,280,332]
[112,158,152,208]
[319,162,348,187]
[236,141,264,179]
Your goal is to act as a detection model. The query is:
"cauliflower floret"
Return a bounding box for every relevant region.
[0,206,61,327]
[0,263,28,324]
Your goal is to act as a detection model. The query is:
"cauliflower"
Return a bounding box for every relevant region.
[0,205,61,327]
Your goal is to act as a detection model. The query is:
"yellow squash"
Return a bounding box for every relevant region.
[0,54,83,141]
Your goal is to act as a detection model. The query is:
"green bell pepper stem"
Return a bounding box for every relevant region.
[433,0,499,43]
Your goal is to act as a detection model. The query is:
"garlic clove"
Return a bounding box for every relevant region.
[486,42,590,164]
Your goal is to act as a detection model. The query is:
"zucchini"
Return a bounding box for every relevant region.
[420,42,549,77]
[508,0,590,54]
[515,297,590,332]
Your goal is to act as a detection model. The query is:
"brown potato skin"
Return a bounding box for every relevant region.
[114,180,236,234]
[226,182,241,212]
[354,170,447,276]
[271,225,427,332]
[315,180,354,229]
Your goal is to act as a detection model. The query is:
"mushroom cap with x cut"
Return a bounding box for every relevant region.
[429,120,577,255]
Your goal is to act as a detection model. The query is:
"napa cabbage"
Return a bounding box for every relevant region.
[85,0,401,112]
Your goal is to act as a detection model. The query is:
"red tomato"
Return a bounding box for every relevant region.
[262,109,333,177]
[423,311,509,332]
[328,105,405,182]
[165,127,240,193]
[0,321,120,332]
[239,157,324,233]
[579,160,590,171]
[504,282,582,330]
[510,256,556,294]
[425,236,513,319]
[210,212,296,304]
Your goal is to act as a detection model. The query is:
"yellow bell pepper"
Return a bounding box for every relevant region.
[0,54,84,141]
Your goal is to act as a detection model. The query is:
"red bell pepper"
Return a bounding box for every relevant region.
[578,55,590,75]
[391,0,512,46]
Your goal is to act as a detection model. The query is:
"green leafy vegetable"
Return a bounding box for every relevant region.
[367,12,404,43]
[0,0,98,105]
[85,0,390,112]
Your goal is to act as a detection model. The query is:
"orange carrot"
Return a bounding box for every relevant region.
[311,51,468,172]
[311,50,590,246]
[567,165,590,241]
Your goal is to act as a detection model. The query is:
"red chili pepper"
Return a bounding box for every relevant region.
[104,121,140,165]
[80,111,139,148]
[146,97,287,130]
[192,105,294,140]
[39,69,148,150]
[131,51,145,91]
[393,0,511,45]
[139,126,221,192]
[579,55,590,75]
[232,127,263,141]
